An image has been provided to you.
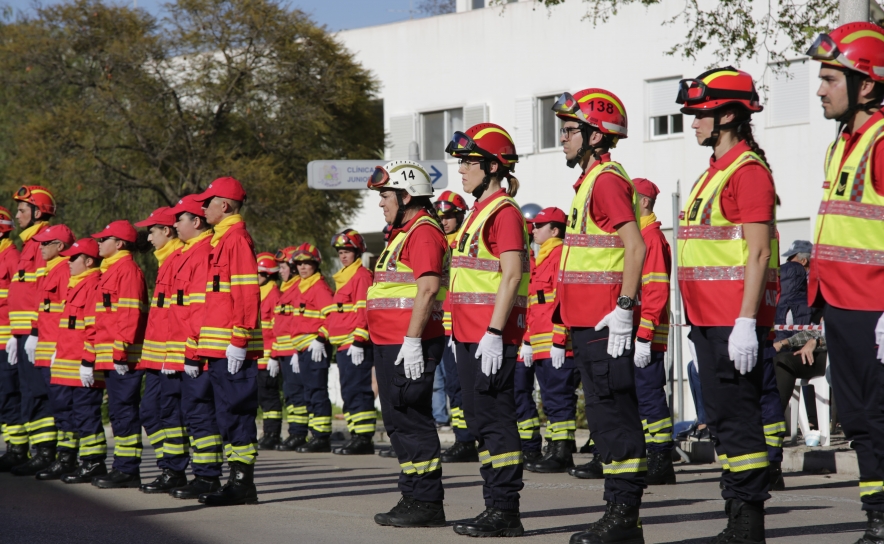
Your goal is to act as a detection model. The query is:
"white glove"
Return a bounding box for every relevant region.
[394,336,424,380]
[521,343,533,367]
[551,345,566,369]
[476,332,503,376]
[347,344,364,366]
[728,317,758,375]
[184,363,200,378]
[875,313,884,363]
[80,365,94,387]
[634,340,652,368]
[291,356,300,374]
[267,358,279,377]
[50,350,56,367]
[25,335,38,364]
[5,337,16,366]
[161,367,177,375]
[226,344,247,374]
[449,335,457,363]
[308,339,325,363]
[114,363,129,375]
[595,306,634,358]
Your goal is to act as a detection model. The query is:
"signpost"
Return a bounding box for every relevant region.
[307,160,449,190]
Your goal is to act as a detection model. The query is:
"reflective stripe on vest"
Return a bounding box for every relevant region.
[677,150,779,325]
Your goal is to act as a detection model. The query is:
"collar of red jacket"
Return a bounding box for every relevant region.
[389,209,432,241]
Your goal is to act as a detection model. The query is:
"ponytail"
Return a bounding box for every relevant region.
[737,118,772,173]
[505,174,520,198]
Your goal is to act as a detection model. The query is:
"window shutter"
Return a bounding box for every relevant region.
[769,61,809,127]
[388,114,416,160]
[647,78,682,117]
[513,97,535,155]
[463,104,488,129]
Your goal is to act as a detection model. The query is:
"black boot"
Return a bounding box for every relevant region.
[523,450,544,464]
[0,443,29,472]
[387,499,446,528]
[140,468,188,494]
[453,507,524,537]
[92,468,141,489]
[570,501,645,544]
[62,460,107,484]
[646,450,676,485]
[171,475,222,499]
[374,495,415,526]
[768,461,785,491]
[257,432,282,451]
[11,444,56,476]
[709,499,765,544]
[335,434,375,455]
[570,453,604,479]
[855,510,884,544]
[579,438,593,454]
[275,434,307,451]
[200,462,258,506]
[527,440,574,473]
[441,441,479,463]
[36,450,78,480]
[379,446,398,458]
[296,435,331,453]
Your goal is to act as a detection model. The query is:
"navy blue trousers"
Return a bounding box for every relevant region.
[71,386,106,462]
[442,339,472,443]
[280,355,309,437]
[48,381,76,454]
[105,369,144,474]
[514,361,541,452]
[337,346,377,436]
[207,358,258,465]
[0,349,26,446]
[180,366,222,477]
[147,371,189,473]
[18,336,56,448]
[299,348,332,438]
[257,369,282,435]
[635,351,673,452]
[535,357,579,443]
[760,347,785,464]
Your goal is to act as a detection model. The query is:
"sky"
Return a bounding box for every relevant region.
[1,0,430,30]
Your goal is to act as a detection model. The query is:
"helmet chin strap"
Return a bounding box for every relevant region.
[566,124,593,169]
[472,161,493,199]
[392,191,407,229]
[700,111,743,148]
[837,70,881,130]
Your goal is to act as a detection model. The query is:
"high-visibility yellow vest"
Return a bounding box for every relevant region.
[558,161,639,327]
[678,150,779,326]
[809,117,884,311]
[449,193,529,343]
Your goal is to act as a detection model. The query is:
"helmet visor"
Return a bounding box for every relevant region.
[331,233,351,248]
[551,92,578,115]
[367,166,390,189]
[806,33,852,67]
[444,131,479,156]
[434,201,458,215]
[675,79,709,105]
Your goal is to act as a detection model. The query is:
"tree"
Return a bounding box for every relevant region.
[418,0,457,15]
[0,0,384,260]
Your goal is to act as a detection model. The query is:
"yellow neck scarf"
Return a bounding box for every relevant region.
[446,232,458,245]
[100,250,130,273]
[182,229,213,253]
[0,238,12,256]
[298,272,323,293]
[536,237,564,267]
[260,282,275,301]
[211,214,243,247]
[155,238,184,266]
[46,255,68,273]
[640,212,657,231]
[20,221,49,244]
[68,268,100,288]
[280,277,298,293]
[332,259,363,291]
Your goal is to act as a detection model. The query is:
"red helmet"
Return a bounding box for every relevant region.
[434,190,468,216]
[676,67,763,114]
[807,23,884,82]
[13,185,56,215]
[446,123,519,170]
[256,252,280,274]
[291,242,321,265]
[331,229,367,254]
[552,88,628,138]
[0,206,12,233]
[275,246,298,263]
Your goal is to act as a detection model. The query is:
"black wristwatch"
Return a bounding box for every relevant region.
[487,327,502,336]
[616,295,636,310]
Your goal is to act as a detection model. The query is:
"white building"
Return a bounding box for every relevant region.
[335,0,836,421]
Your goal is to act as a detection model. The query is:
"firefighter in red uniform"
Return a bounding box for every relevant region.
[0,206,19,460]
[193,177,263,506]
[56,239,108,484]
[806,23,884,543]
[327,229,377,455]
[676,68,778,542]
[629,178,675,486]
[134,207,189,494]
[0,186,57,473]
[255,252,283,450]
[90,220,149,489]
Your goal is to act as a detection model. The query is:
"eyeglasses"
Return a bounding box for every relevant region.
[559,126,582,139]
[40,240,61,247]
[457,158,482,167]
[97,237,116,244]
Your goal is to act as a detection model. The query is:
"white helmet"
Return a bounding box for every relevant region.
[367,160,434,197]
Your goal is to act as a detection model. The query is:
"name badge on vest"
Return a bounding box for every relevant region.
[157,293,165,309]
[836,172,849,197]
[43,298,51,313]
[18,270,24,280]
[212,275,220,292]
[299,303,306,315]
[177,290,184,306]
[376,250,389,270]
[536,290,546,305]
[68,316,77,330]
[688,199,703,221]
[458,233,468,253]
[571,208,578,229]
[103,293,112,308]
[337,302,344,313]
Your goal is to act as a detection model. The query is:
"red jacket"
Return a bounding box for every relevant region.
[141,240,184,370]
[93,252,148,371]
[324,261,372,351]
[523,240,569,359]
[258,282,280,369]
[166,231,212,370]
[9,222,49,336]
[290,273,334,352]
[271,278,299,357]
[196,216,263,359]
[35,256,69,367]
[634,219,671,351]
[0,239,21,345]
[51,269,104,388]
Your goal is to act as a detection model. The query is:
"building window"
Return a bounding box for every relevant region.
[472,0,484,8]
[647,77,684,139]
[538,95,562,150]
[421,108,463,160]
[768,60,809,127]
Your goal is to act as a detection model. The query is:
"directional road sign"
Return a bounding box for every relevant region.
[307,160,449,190]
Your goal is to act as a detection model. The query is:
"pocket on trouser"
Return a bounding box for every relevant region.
[390,371,432,409]
[223,362,258,414]
[708,328,738,380]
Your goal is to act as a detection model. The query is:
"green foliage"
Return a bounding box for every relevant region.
[0,0,383,265]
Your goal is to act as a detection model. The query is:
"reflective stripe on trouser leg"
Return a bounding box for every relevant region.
[207,358,258,466]
[72,386,106,461]
[141,370,167,466]
[105,369,145,474]
[763,421,786,449]
[20,362,56,446]
[79,432,108,459]
[547,420,577,441]
[348,410,377,435]
[158,371,189,473]
[191,434,224,468]
[181,367,223,478]
[48,382,76,452]
[457,341,524,511]
[514,360,541,452]
[300,350,332,437]
[534,358,579,442]
[0,351,26,446]
[634,350,673,452]
[442,341,472,443]
[373,340,444,504]
[337,348,376,435]
[113,434,143,459]
[57,430,79,451]
[257,368,282,435]
[517,418,541,441]
[760,353,785,462]
[643,417,673,446]
[280,355,309,436]
[26,416,57,445]
[572,327,646,506]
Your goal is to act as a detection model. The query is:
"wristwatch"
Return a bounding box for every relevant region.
[616,295,636,310]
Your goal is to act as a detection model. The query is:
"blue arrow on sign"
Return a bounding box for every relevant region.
[429,165,443,185]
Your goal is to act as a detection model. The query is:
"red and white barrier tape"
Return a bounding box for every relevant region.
[669,323,822,331]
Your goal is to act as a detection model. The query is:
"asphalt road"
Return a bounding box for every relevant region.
[0,444,868,544]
